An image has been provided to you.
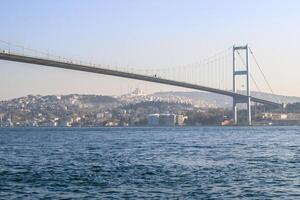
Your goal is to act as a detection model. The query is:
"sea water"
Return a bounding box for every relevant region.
[1,127,300,199]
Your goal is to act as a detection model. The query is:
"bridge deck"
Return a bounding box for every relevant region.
[0,52,281,107]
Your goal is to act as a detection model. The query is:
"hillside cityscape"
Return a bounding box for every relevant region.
[1,88,300,127]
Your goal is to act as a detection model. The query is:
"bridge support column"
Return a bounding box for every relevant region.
[233,45,251,126]
[247,97,251,126]
[233,99,237,125]
[246,44,251,126]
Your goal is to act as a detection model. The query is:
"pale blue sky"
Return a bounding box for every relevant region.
[1,0,300,100]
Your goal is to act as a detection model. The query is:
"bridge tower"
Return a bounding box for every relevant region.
[233,45,251,126]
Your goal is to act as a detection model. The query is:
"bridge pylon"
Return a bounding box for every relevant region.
[233,45,251,126]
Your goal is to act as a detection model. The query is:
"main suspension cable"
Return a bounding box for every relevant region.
[249,47,275,96]
[236,51,262,93]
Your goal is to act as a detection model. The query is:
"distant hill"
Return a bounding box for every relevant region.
[152,91,300,108]
[121,101,194,114]
[1,91,300,110]
[0,94,121,113]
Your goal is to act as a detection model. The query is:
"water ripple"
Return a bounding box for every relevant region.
[1,127,300,199]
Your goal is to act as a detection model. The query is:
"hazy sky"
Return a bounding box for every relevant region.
[1,0,300,100]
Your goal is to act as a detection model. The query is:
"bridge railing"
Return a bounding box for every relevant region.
[0,40,237,90]
[0,40,283,106]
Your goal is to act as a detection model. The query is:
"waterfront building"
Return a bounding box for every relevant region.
[147,114,160,126]
[176,115,186,126]
[159,114,176,126]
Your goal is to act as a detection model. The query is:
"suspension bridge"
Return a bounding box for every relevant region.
[0,40,283,125]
